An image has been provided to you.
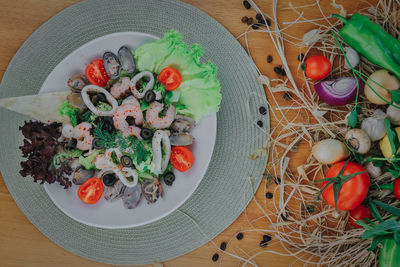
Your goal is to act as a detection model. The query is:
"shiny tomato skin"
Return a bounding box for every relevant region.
[321,161,370,211]
[348,204,372,228]
[394,178,400,200]
[305,55,331,80]
[85,59,109,87]
[158,67,182,91]
[77,177,104,204]
[170,146,194,172]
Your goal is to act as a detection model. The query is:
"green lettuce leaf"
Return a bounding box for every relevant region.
[59,101,79,126]
[135,30,222,122]
[79,149,102,170]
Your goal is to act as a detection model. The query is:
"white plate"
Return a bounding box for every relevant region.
[42,32,217,229]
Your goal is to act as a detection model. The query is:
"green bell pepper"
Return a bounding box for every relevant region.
[380,239,400,267]
[333,13,400,79]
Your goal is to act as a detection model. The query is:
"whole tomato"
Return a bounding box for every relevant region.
[320,161,370,211]
[305,55,331,80]
[348,204,372,228]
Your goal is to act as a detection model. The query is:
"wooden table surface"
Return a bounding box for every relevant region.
[0,0,371,266]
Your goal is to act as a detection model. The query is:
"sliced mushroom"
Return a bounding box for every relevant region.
[122,184,142,209]
[169,132,194,146]
[72,166,95,185]
[67,74,89,93]
[104,180,126,202]
[67,92,86,109]
[345,129,371,155]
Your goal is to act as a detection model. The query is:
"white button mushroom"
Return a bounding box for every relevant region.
[345,129,371,155]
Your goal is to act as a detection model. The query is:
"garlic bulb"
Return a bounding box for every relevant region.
[344,47,360,70]
[361,110,387,141]
[302,29,321,46]
[387,103,400,125]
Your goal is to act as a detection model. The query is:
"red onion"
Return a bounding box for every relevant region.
[314,77,364,106]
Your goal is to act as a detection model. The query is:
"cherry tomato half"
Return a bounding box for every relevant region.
[320,161,370,211]
[394,178,400,200]
[85,59,109,87]
[305,55,331,80]
[77,177,104,204]
[170,146,194,172]
[348,204,372,228]
[158,67,182,91]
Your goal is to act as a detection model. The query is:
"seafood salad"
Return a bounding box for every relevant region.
[18,30,222,208]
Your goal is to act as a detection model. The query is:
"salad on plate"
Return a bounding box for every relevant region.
[9,30,221,209]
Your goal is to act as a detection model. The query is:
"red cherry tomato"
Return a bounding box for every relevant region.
[394,178,400,200]
[320,161,370,211]
[305,55,331,80]
[348,204,372,228]
[85,59,109,87]
[77,177,104,204]
[170,146,194,172]
[158,67,182,91]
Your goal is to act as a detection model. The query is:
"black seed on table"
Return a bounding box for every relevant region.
[252,24,260,30]
[283,92,292,100]
[265,18,272,26]
[297,53,305,61]
[259,106,267,115]
[243,0,251,9]
[273,66,282,74]
[256,13,262,20]
[267,55,273,63]
[220,242,227,251]
[241,16,249,23]
[265,192,273,199]
[236,232,244,240]
[212,253,219,262]
[247,17,254,25]
[281,68,286,76]
[260,241,268,248]
[281,214,288,221]
[257,120,263,127]
[274,177,281,184]
[263,234,272,242]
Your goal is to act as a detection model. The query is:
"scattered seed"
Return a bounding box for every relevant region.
[306,204,315,213]
[274,177,281,184]
[267,55,273,63]
[236,232,244,240]
[260,241,268,248]
[241,16,249,23]
[220,242,227,251]
[259,106,267,115]
[256,13,262,20]
[297,53,305,61]
[273,66,282,74]
[243,0,251,9]
[265,192,273,199]
[265,18,272,26]
[263,234,272,242]
[252,24,259,30]
[257,120,263,127]
[247,17,254,25]
[281,214,288,221]
[281,68,286,76]
[282,92,292,100]
[212,253,219,262]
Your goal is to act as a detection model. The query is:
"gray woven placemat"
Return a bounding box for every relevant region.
[0,0,269,265]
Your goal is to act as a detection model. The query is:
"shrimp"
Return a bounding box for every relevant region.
[152,130,171,175]
[73,122,93,151]
[130,71,154,99]
[113,96,143,139]
[146,101,175,129]
[110,77,131,99]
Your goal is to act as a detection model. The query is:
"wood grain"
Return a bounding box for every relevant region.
[0,0,374,266]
